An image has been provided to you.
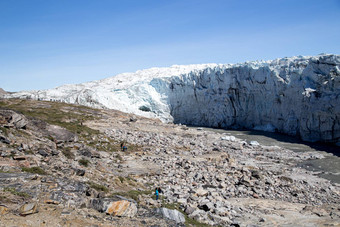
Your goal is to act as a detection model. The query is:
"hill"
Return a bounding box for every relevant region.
[0,98,339,226]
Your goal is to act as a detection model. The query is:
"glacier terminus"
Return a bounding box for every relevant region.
[6,54,340,144]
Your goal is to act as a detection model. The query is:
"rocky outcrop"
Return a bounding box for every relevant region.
[5,54,340,144]
[155,207,185,223]
[0,88,7,98]
[0,110,28,129]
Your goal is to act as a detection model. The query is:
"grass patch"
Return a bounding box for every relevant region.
[78,158,90,167]
[0,126,9,136]
[62,147,75,159]
[0,99,100,139]
[24,150,34,155]
[87,181,109,192]
[184,216,213,227]
[21,166,46,175]
[3,187,30,198]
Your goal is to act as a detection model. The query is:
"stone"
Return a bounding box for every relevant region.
[155,207,185,223]
[19,203,38,216]
[177,198,187,204]
[251,170,262,179]
[51,150,60,156]
[0,136,10,144]
[208,213,232,225]
[78,148,92,157]
[106,200,137,217]
[185,206,196,215]
[46,125,76,142]
[130,117,137,122]
[221,136,236,142]
[195,187,208,196]
[44,200,60,205]
[38,149,49,157]
[188,209,208,223]
[0,205,8,214]
[214,207,229,216]
[249,141,260,146]
[12,155,26,160]
[75,169,86,176]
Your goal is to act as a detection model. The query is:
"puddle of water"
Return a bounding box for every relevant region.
[192,127,340,184]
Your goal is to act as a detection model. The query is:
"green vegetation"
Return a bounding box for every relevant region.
[184,216,213,227]
[86,138,121,152]
[0,99,100,140]
[78,158,90,167]
[24,150,34,155]
[0,126,9,136]
[87,181,109,192]
[62,147,75,159]
[3,187,30,198]
[21,166,46,175]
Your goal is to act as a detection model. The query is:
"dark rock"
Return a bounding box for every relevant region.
[198,204,210,212]
[12,155,26,160]
[130,117,137,122]
[0,136,10,144]
[78,148,92,157]
[251,170,262,179]
[38,149,49,157]
[51,150,60,156]
[89,198,115,212]
[75,169,86,176]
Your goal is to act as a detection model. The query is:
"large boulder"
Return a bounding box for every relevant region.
[0,110,28,129]
[45,125,76,142]
[155,207,186,223]
[106,200,137,217]
[89,197,137,217]
[19,203,38,216]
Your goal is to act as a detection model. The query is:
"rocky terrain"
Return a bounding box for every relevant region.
[0,98,339,226]
[6,54,340,144]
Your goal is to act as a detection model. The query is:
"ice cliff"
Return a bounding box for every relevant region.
[6,54,340,143]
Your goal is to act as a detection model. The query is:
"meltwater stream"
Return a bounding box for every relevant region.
[195,127,340,184]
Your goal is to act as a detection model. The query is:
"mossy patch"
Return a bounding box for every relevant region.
[87,181,109,192]
[21,166,46,175]
[3,187,31,198]
[78,158,90,167]
[62,147,75,159]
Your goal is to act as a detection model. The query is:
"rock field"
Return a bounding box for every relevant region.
[0,99,339,226]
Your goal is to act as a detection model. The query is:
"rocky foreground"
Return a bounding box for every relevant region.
[0,99,339,226]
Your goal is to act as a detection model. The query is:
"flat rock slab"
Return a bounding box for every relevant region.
[19,203,38,216]
[106,200,137,217]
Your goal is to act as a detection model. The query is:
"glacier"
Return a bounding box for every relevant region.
[5,54,340,143]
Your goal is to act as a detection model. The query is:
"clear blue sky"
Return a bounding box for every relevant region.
[1,0,340,92]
